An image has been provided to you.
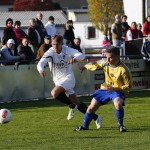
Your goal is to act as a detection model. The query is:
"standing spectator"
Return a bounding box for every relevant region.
[141,32,150,68]
[1,39,25,65]
[2,18,17,55]
[45,16,56,38]
[14,20,27,46]
[68,38,82,53]
[137,23,143,38]
[27,18,41,56]
[37,35,102,127]
[111,15,122,47]
[2,18,17,46]
[75,46,132,132]
[36,35,52,60]
[143,16,150,37]
[125,22,138,41]
[121,15,130,38]
[36,12,47,45]
[18,37,35,61]
[63,20,75,45]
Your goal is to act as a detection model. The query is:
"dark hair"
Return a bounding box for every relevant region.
[67,20,73,24]
[74,38,81,42]
[104,46,120,56]
[14,20,21,26]
[49,16,54,21]
[66,20,74,29]
[145,15,150,21]
[6,18,13,25]
[131,21,136,26]
[121,15,127,19]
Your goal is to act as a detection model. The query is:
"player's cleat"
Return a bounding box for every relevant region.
[95,115,102,129]
[67,105,78,120]
[75,126,88,131]
[119,125,127,132]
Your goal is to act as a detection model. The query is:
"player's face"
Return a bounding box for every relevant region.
[7,43,14,50]
[105,53,119,65]
[52,40,63,54]
[22,38,28,46]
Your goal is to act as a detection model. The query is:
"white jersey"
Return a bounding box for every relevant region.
[37,45,85,87]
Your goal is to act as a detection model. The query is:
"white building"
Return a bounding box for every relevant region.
[67,9,104,51]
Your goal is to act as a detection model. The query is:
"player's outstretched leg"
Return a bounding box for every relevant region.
[75,98,102,131]
[56,93,78,120]
[77,102,102,129]
[75,112,95,131]
[67,105,78,120]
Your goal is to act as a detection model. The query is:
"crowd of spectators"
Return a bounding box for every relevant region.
[1,12,150,65]
[0,12,83,65]
[110,14,145,47]
[102,14,150,62]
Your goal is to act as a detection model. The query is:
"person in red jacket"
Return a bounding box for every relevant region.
[125,22,138,41]
[14,20,27,46]
[143,16,150,36]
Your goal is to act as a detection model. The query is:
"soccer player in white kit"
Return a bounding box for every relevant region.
[37,35,101,128]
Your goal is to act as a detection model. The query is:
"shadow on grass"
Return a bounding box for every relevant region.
[0,99,65,110]
[128,126,150,132]
[0,96,92,110]
[69,135,120,139]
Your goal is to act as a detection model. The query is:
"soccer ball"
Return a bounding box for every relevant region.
[0,109,12,124]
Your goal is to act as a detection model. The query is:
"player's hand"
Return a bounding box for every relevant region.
[78,63,86,71]
[39,71,46,77]
[105,85,114,92]
[68,58,76,64]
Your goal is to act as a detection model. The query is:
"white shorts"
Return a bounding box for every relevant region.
[55,75,75,95]
[56,82,75,95]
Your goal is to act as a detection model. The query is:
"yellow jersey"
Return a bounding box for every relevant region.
[85,60,132,94]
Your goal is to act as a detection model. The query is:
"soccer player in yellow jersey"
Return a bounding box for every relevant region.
[76,46,132,132]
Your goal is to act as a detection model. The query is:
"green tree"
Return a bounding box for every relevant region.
[87,0,124,36]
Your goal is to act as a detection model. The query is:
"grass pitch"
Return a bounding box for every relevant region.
[0,90,150,150]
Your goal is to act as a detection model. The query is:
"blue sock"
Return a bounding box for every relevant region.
[115,108,124,127]
[82,112,94,129]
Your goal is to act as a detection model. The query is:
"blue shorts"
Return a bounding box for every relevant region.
[92,89,125,105]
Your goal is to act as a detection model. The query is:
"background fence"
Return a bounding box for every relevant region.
[0,59,150,103]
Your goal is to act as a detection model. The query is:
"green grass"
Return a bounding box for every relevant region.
[0,90,150,150]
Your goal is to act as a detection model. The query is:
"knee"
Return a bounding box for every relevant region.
[87,106,95,114]
[114,98,123,109]
[51,90,58,99]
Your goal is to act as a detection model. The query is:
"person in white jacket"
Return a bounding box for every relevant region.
[45,16,56,38]
[1,39,25,65]
[37,35,101,128]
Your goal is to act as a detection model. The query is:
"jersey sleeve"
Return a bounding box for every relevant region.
[84,60,106,71]
[121,71,132,94]
[65,46,85,61]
